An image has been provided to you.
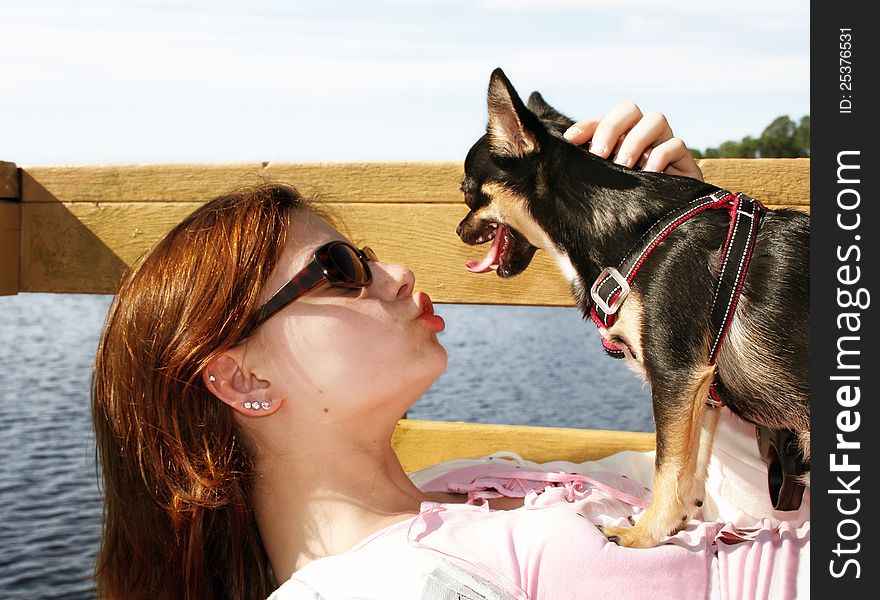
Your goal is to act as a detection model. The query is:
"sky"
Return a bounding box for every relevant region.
[2,0,809,165]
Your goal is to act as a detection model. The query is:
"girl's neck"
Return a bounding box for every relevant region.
[251,433,427,582]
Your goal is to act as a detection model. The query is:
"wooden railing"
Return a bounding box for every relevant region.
[0,158,810,471]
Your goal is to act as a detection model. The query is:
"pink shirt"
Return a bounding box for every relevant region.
[276,444,809,599]
[351,464,710,599]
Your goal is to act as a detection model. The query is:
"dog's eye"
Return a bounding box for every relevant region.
[461,180,484,211]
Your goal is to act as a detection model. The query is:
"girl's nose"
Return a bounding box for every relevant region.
[368,261,415,300]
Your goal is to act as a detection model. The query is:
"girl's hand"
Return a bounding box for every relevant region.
[563,102,703,181]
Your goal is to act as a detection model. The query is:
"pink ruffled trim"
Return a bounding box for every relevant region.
[423,462,652,510]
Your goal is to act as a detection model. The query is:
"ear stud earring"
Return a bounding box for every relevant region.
[208,375,216,382]
[243,400,271,411]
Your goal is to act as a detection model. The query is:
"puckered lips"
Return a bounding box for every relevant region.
[415,291,445,332]
[462,221,537,278]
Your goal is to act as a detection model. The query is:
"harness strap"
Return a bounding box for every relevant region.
[588,191,765,409]
[708,193,764,364]
[757,426,809,511]
[590,189,737,331]
[707,193,764,405]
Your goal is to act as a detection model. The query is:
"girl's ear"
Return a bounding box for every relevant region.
[203,351,279,416]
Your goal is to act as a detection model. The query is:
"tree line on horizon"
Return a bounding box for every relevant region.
[690,115,810,159]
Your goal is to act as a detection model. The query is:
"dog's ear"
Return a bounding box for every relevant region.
[486,68,544,158]
[527,91,576,129]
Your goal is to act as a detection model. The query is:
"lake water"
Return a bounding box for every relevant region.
[0,293,652,598]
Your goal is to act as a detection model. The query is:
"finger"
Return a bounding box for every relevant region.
[643,138,703,181]
[640,152,702,180]
[663,164,704,179]
[563,118,601,145]
[613,112,674,169]
[589,102,643,159]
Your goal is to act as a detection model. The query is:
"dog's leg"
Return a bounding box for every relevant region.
[602,364,716,548]
[687,402,720,519]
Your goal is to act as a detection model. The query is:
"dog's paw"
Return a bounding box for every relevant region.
[600,524,666,549]
[600,525,626,546]
[601,513,691,549]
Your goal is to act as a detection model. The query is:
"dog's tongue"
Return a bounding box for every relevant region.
[465,225,506,273]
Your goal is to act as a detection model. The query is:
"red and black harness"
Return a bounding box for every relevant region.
[587,189,807,510]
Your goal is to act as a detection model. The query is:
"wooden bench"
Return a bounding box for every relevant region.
[0,158,809,472]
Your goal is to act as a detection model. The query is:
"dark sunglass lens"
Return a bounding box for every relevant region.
[328,243,369,284]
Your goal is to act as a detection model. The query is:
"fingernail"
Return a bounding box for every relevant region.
[615,154,633,168]
[563,127,581,141]
[590,145,609,158]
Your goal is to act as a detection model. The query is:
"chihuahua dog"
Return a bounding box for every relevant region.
[457,68,810,548]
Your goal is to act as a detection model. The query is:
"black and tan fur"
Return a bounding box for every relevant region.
[457,69,810,548]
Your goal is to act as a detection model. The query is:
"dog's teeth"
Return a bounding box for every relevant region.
[490,264,499,270]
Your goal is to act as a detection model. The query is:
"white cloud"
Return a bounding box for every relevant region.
[2,0,808,163]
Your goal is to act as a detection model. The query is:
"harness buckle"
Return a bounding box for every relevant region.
[590,267,630,316]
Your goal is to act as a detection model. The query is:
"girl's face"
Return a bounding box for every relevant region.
[244,210,448,424]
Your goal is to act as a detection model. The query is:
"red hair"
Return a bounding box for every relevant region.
[93,183,314,599]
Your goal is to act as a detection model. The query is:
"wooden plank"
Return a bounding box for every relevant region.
[392,419,656,473]
[19,201,187,295]
[15,159,810,295]
[1,161,20,295]
[698,158,809,208]
[0,161,19,200]
[0,203,21,295]
[20,162,464,204]
[19,200,578,300]
[19,160,809,209]
[18,197,809,297]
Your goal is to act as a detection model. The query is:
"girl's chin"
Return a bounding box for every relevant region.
[407,356,448,400]
[427,345,449,378]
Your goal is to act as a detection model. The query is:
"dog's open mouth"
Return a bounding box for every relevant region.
[461,221,538,278]
[465,223,511,273]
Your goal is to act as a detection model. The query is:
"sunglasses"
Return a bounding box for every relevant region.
[248,241,377,333]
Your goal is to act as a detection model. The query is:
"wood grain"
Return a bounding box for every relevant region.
[19,162,464,203]
[392,419,656,473]
[0,203,20,295]
[0,162,19,200]
[698,158,809,208]
[19,159,809,208]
